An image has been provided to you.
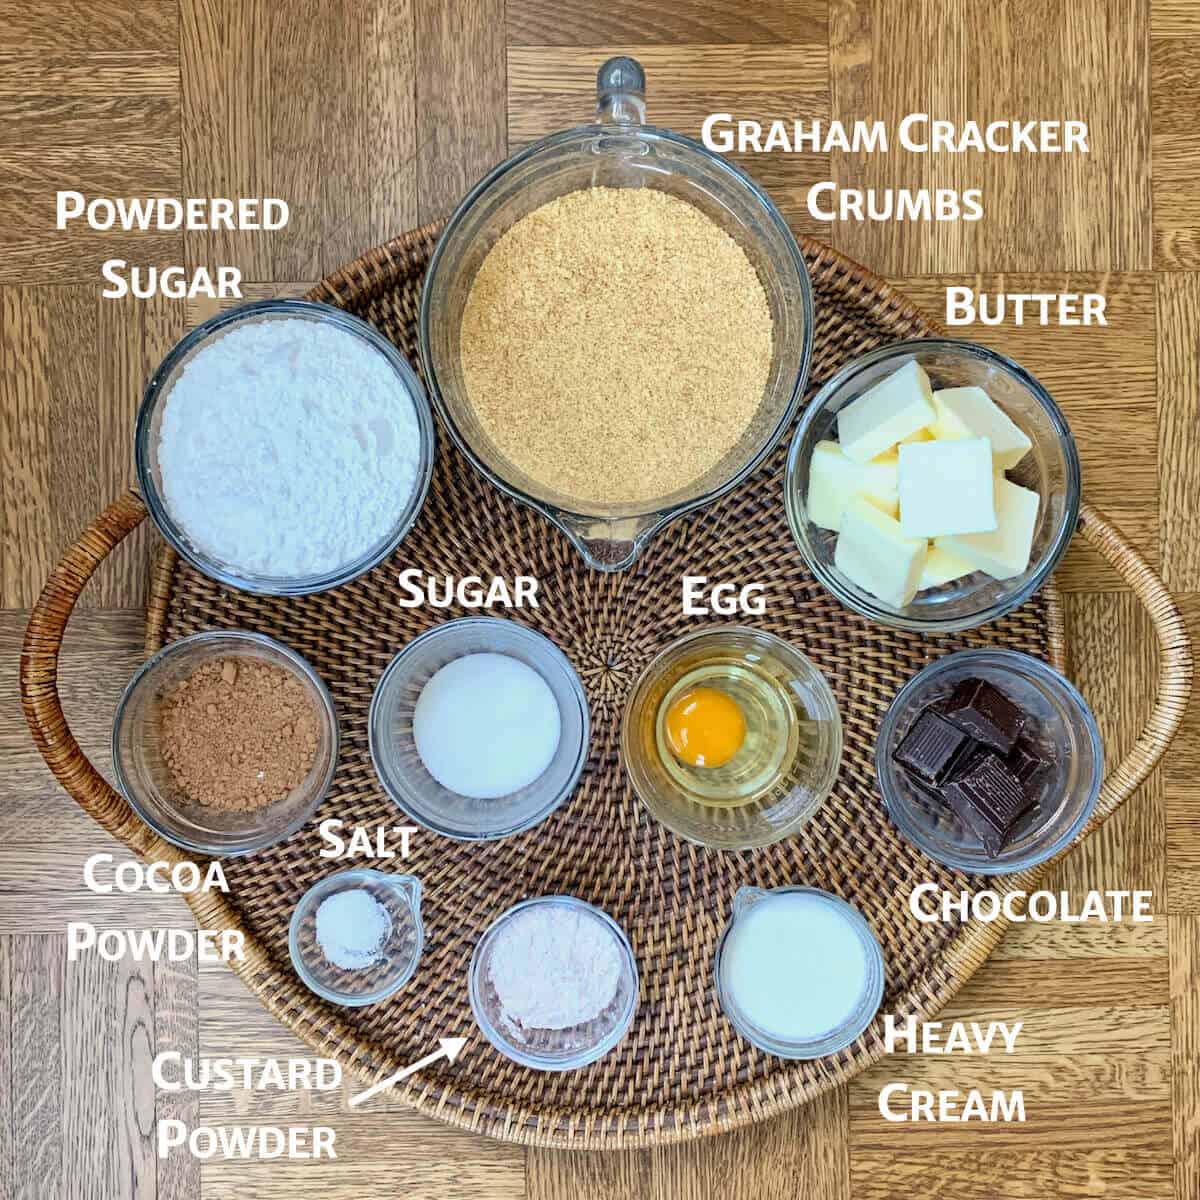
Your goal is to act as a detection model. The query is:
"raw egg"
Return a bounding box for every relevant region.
[665,686,746,768]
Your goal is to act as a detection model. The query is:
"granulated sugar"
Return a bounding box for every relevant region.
[487,904,622,1038]
[460,187,774,505]
[157,317,422,577]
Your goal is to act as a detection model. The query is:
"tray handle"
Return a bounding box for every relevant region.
[20,493,1193,847]
[1075,500,1192,820]
[19,490,161,856]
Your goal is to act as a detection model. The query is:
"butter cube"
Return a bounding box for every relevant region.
[835,497,928,607]
[930,386,1033,470]
[837,359,937,464]
[919,544,977,590]
[807,440,899,531]
[898,437,997,538]
[938,477,1041,580]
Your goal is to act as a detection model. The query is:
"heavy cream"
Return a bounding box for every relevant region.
[720,891,874,1043]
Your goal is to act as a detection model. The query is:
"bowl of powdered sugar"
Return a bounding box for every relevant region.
[136,299,434,594]
[469,895,639,1071]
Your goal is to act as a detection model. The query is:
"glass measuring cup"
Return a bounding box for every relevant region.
[419,57,813,571]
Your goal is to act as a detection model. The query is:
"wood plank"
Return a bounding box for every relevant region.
[0,51,178,97]
[318,0,418,270]
[62,950,157,1196]
[155,954,201,1200]
[8,935,64,1200]
[988,917,1167,960]
[850,1150,1173,1199]
[0,940,12,1195]
[1153,2,1200,37]
[0,2,180,284]
[829,0,1152,274]
[1151,37,1200,267]
[182,1,417,281]
[1172,915,1200,1200]
[1056,592,1166,902]
[507,0,828,45]
[849,1003,1171,1151]
[1,1,176,51]
[0,146,183,284]
[0,289,54,608]
[180,0,271,278]
[1158,273,1200,589]
[415,0,506,224]
[888,272,1158,592]
[952,956,1169,1011]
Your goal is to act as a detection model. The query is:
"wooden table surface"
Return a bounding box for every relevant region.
[3,1,1199,1197]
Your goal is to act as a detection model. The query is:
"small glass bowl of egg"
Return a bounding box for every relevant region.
[369,617,590,841]
[621,627,842,850]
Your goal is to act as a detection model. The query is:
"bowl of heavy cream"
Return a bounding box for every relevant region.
[714,885,885,1058]
[136,299,435,595]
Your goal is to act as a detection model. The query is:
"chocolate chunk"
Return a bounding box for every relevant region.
[1006,738,1050,799]
[942,749,1032,857]
[940,677,1026,755]
[894,708,973,785]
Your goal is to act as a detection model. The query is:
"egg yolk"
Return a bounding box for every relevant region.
[665,687,746,768]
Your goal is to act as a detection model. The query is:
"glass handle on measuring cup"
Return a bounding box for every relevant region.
[596,56,646,126]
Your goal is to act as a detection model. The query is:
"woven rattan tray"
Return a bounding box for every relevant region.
[22,225,1192,1149]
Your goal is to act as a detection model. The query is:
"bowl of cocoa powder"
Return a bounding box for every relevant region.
[112,630,338,856]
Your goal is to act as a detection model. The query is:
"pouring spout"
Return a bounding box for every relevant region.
[555,511,659,573]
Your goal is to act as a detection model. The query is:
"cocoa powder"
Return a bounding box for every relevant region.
[159,657,319,810]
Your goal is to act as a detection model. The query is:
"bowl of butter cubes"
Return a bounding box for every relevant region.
[784,339,1081,632]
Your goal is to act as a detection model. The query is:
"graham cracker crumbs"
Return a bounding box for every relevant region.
[459,187,774,505]
[159,657,319,810]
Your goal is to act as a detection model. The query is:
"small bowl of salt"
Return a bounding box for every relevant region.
[469,895,639,1071]
[136,299,435,595]
[289,869,424,1007]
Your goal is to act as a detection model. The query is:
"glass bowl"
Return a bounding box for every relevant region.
[112,630,339,856]
[420,56,812,571]
[621,627,842,850]
[135,298,435,595]
[876,648,1103,874]
[714,885,885,1059]
[368,617,590,840]
[289,869,423,1007]
[784,338,1082,632]
[468,896,639,1071]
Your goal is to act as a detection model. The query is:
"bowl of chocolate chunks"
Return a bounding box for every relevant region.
[875,649,1103,874]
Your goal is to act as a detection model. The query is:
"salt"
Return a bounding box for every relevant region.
[315,888,392,970]
[721,891,871,1041]
[157,317,422,577]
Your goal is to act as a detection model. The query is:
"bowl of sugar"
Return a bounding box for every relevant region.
[135,299,435,595]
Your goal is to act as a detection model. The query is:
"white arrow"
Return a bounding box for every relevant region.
[348,1037,469,1108]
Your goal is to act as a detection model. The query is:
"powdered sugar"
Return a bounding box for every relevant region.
[487,903,623,1037]
[157,316,422,577]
